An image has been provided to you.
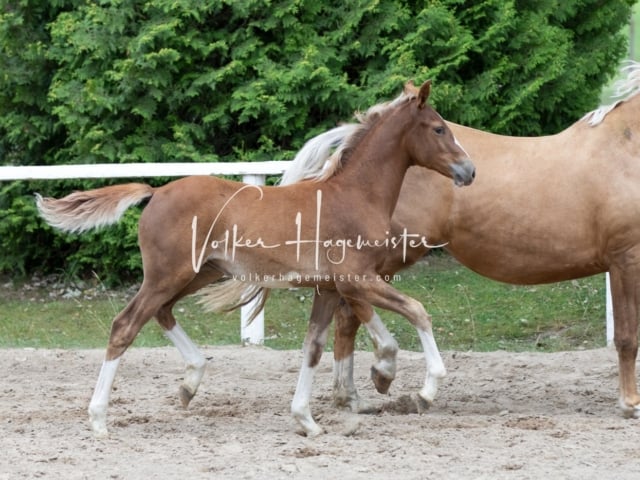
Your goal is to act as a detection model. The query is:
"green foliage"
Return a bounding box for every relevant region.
[0,0,635,282]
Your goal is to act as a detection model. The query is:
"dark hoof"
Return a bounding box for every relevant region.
[179,386,195,408]
[371,366,393,394]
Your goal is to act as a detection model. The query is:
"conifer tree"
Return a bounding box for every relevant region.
[0,0,634,280]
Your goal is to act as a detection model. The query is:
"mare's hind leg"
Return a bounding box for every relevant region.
[609,264,640,418]
[291,290,341,436]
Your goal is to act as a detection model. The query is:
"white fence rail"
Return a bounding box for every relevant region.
[0,161,292,345]
[1,162,614,346]
[0,161,289,181]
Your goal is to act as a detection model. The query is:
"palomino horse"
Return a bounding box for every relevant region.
[225,61,640,418]
[36,81,475,436]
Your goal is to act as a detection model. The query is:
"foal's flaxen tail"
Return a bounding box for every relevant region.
[35,183,155,233]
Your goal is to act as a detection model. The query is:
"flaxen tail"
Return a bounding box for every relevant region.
[35,183,154,233]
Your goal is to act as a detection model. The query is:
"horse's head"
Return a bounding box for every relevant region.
[403,80,475,186]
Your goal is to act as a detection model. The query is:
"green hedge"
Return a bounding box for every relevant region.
[0,0,634,283]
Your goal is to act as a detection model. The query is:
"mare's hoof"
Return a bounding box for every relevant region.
[621,404,640,419]
[371,366,393,394]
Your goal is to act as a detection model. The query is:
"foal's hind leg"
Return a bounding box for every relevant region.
[352,303,399,395]
[333,300,370,412]
[88,286,168,436]
[88,264,217,436]
[291,290,341,436]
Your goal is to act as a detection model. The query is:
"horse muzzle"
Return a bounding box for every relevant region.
[451,159,475,187]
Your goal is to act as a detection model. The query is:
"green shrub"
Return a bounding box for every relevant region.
[0,0,634,283]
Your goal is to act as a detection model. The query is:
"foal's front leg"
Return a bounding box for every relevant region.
[339,279,446,407]
[333,300,397,412]
[291,290,341,436]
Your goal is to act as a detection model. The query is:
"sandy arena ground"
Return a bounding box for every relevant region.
[1,345,640,479]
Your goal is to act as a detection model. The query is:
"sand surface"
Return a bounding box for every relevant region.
[2,346,640,479]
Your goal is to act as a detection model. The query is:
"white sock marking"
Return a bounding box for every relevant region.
[88,358,120,436]
[165,323,206,395]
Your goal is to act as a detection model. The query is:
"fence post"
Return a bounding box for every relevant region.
[240,174,266,345]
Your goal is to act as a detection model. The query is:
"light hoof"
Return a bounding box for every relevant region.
[419,374,441,404]
[292,409,325,437]
[304,424,325,437]
[179,385,196,408]
[294,417,325,437]
[371,366,394,394]
[92,425,109,438]
[620,402,640,419]
[89,409,109,437]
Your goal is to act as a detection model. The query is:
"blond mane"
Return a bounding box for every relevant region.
[582,61,640,126]
[280,89,416,185]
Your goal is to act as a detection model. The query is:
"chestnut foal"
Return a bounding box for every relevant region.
[37,80,475,436]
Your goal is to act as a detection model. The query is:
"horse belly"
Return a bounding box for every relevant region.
[447,227,605,285]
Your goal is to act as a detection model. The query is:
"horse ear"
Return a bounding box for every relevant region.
[417,80,432,109]
[404,80,419,96]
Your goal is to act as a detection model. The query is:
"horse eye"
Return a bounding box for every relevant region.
[434,126,445,135]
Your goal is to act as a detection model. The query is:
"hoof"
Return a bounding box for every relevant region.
[89,406,109,437]
[371,366,393,394]
[333,394,380,414]
[414,394,432,414]
[621,404,640,419]
[304,424,325,437]
[293,415,325,437]
[89,416,109,438]
[618,397,640,419]
[179,385,196,408]
[381,394,431,414]
[93,426,109,438]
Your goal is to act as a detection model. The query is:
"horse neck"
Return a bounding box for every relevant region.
[328,113,413,217]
